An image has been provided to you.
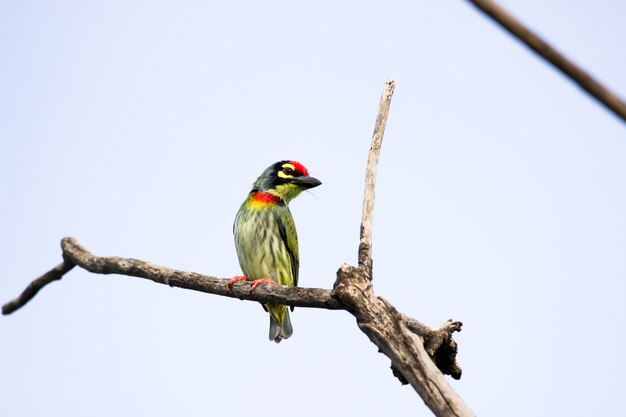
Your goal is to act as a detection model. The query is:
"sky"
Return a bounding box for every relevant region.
[2,1,626,416]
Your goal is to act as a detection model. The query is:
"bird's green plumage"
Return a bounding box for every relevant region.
[233,160,321,342]
[234,199,299,287]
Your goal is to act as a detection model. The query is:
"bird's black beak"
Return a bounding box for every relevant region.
[293,176,322,189]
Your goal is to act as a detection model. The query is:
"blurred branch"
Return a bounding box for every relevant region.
[466,0,626,123]
[2,262,75,315]
[3,81,472,417]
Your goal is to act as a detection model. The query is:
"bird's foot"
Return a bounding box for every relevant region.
[227,275,248,292]
[250,279,278,293]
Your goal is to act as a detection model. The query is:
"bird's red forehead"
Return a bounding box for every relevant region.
[289,161,309,176]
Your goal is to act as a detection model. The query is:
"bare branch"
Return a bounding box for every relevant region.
[333,80,474,417]
[3,237,343,314]
[333,266,473,417]
[466,0,626,123]
[2,262,75,315]
[359,79,395,277]
[405,317,464,380]
[3,237,465,387]
[4,80,470,417]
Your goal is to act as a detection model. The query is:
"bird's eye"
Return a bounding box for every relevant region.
[282,167,294,175]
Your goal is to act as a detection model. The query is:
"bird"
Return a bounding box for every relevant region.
[229,160,321,343]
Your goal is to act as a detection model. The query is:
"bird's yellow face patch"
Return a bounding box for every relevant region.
[271,183,304,203]
[277,163,296,179]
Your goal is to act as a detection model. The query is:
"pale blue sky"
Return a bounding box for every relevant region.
[2,1,626,416]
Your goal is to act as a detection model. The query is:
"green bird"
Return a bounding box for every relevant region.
[229,160,321,343]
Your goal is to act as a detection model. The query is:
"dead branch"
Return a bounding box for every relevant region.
[3,81,473,417]
[2,262,75,315]
[333,80,473,416]
[466,0,626,123]
[3,237,343,314]
[358,79,395,276]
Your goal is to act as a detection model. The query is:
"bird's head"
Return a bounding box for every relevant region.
[251,160,322,203]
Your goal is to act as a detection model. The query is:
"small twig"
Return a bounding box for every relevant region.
[466,0,626,123]
[405,316,464,380]
[359,79,395,277]
[2,262,75,314]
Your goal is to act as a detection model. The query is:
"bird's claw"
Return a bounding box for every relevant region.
[227,275,248,292]
[250,279,278,293]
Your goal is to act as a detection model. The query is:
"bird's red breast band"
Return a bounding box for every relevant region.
[250,192,282,204]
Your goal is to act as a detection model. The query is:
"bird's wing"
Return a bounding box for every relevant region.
[277,206,300,287]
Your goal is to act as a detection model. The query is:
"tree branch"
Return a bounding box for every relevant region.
[4,81,472,417]
[332,80,474,417]
[3,238,465,385]
[403,316,464,380]
[333,266,472,416]
[359,79,395,277]
[2,261,75,315]
[466,0,626,123]
[3,237,343,314]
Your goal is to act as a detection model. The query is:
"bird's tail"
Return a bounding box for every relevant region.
[267,304,293,343]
